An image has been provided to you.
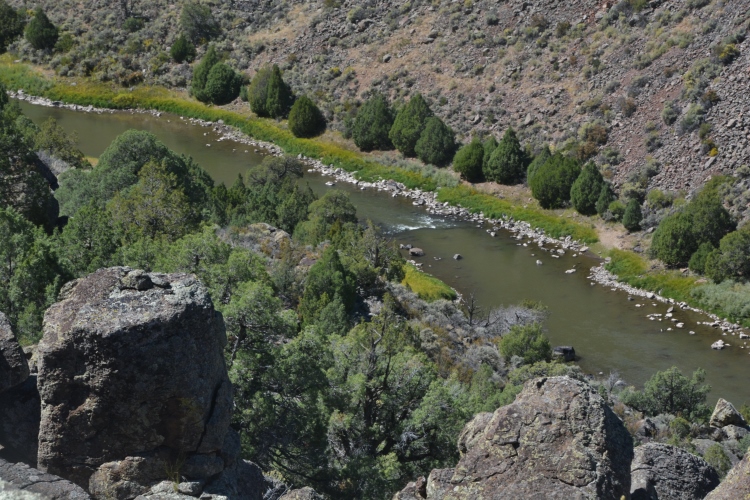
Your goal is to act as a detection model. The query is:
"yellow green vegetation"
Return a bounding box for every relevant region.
[402,264,457,302]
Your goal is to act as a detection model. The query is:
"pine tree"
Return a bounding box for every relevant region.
[528,153,581,209]
[596,182,617,216]
[180,1,219,44]
[352,93,394,151]
[415,117,456,166]
[483,127,526,185]
[265,65,294,119]
[526,146,551,185]
[452,139,485,182]
[389,93,433,157]
[24,8,57,51]
[170,34,196,63]
[247,66,273,117]
[622,199,642,232]
[204,63,242,105]
[191,45,220,102]
[0,0,24,53]
[288,96,326,138]
[482,136,498,172]
[570,162,604,216]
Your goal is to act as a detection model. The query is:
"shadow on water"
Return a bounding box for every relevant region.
[18,100,750,406]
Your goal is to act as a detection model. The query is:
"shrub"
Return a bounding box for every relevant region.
[646,189,673,209]
[499,323,552,365]
[170,34,196,63]
[619,366,711,421]
[529,153,581,209]
[24,8,58,51]
[705,227,750,283]
[483,127,526,185]
[669,416,691,439]
[0,0,24,53]
[596,183,617,216]
[622,199,642,232]
[717,43,740,65]
[679,103,705,133]
[526,146,551,185]
[389,93,433,157]
[570,162,604,216]
[482,136,498,171]
[352,93,394,151]
[190,45,220,102]
[247,65,293,119]
[288,95,326,138]
[662,100,679,125]
[607,200,626,221]
[704,444,732,478]
[452,139,485,182]
[415,117,456,167]
[124,17,145,33]
[688,241,715,274]
[203,63,242,105]
[180,1,220,44]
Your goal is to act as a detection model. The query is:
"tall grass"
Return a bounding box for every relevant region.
[402,264,457,302]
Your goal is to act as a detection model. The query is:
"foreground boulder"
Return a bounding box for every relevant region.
[630,442,719,500]
[0,311,29,393]
[706,449,750,499]
[0,458,90,499]
[36,268,232,492]
[395,376,633,499]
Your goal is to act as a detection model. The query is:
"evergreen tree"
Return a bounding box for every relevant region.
[688,241,715,275]
[288,95,326,138]
[247,66,273,117]
[452,139,485,182]
[389,93,433,157]
[24,8,58,51]
[190,45,220,102]
[415,116,456,166]
[180,1,219,44]
[483,127,526,184]
[649,213,696,267]
[622,199,642,232]
[596,182,617,216]
[704,227,750,283]
[0,0,24,53]
[570,162,604,216]
[170,34,196,63]
[482,136,498,172]
[528,153,581,209]
[204,62,242,105]
[265,65,294,119]
[299,246,355,324]
[352,93,394,151]
[526,146,551,185]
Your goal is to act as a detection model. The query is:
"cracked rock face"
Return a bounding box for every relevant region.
[0,311,30,393]
[630,442,719,500]
[0,458,90,499]
[36,268,231,490]
[395,376,633,499]
[706,449,750,500]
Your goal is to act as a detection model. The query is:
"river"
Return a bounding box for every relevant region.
[18,100,750,407]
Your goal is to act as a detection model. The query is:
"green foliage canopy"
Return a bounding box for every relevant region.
[0,0,24,53]
[24,8,58,51]
[570,162,604,216]
[389,93,433,157]
[529,153,581,209]
[483,127,526,185]
[170,34,196,63]
[415,116,456,167]
[620,366,711,421]
[180,1,220,44]
[452,139,485,182]
[288,95,326,138]
[352,93,394,151]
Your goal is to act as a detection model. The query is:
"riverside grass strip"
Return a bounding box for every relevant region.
[402,264,457,302]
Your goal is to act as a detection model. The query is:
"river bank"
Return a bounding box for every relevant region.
[3,63,749,340]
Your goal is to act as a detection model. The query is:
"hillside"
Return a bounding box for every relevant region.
[5,0,750,198]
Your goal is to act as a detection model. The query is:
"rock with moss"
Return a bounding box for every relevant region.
[36,267,232,491]
[630,443,719,500]
[393,376,633,499]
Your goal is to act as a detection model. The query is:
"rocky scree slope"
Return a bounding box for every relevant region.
[7,0,750,202]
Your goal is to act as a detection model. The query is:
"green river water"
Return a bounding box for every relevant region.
[18,100,750,406]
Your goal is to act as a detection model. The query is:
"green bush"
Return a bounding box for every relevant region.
[389,93,433,157]
[288,95,326,138]
[0,1,24,53]
[650,213,696,267]
[669,416,691,439]
[705,227,750,283]
[622,199,642,232]
[415,116,455,167]
[203,63,242,105]
[24,8,58,51]
[170,34,196,63]
[499,323,552,365]
[529,153,581,209]
[619,366,711,421]
[704,444,732,478]
[596,183,617,216]
[452,139,485,182]
[266,65,294,119]
[180,1,220,44]
[483,127,526,185]
[662,100,679,125]
[608,200,626,221]
[526,146,551,185]
[482,136,498,171]
[570,162,604,216]
[190,45,220,102]
[123,17,145,33]
[688,242,715,274]
[352,93,394,151]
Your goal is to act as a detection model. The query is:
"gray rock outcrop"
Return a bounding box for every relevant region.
[630,442,720,500]
[705,449,750,500]
[0,458,90,499]
[0,311,29,393]
[278,487,325,500]
[36,267,232,492]
[710,398,747,428]
[394,376,633,499]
